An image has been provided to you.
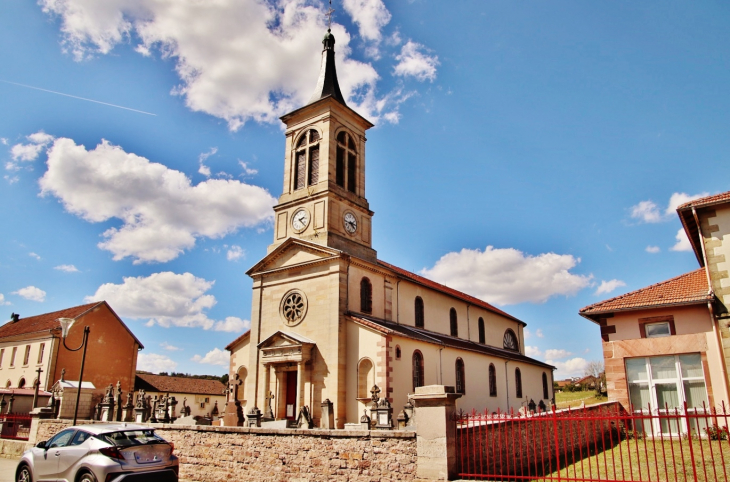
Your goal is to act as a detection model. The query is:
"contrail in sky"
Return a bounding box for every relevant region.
[1,80,157,116]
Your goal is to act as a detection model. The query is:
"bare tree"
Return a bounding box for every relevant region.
[584,360,605,395]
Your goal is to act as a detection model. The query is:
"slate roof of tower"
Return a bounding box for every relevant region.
[307,29,347,107]
[579,269,711,320]
[135,373,225,396]
[0,301,143,348]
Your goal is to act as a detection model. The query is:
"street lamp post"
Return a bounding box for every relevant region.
[57,318,90,426]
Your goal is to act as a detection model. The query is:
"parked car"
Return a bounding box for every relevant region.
[15,423,178,482]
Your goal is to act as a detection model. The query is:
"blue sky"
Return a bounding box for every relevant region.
[1,1,728,378]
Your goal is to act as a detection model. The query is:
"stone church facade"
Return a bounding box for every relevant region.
[225,29,554,428]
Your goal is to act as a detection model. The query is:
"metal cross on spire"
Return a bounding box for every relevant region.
[325,0,335,29]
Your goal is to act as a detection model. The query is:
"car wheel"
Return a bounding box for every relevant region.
[77,472,97,482]
[16,465,32,482]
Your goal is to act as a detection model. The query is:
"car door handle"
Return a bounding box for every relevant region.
[55,452,61,456]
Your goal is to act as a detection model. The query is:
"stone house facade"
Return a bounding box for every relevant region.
[0,301,143,407]
[135,372,226,419]
[225,28,554,429]
[581,190,730,427]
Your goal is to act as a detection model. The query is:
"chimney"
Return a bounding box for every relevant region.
[10,313,19,323]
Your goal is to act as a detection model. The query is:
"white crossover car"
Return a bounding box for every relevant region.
[15,423,179,482]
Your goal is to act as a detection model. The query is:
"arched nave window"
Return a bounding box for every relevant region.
[488,364,497,397]
[412,351,425,391]
[455,358,465,394]
[414,297,424,328]
[360,277,373,314]
[515,368,523,399]
[503,329,519,351]
[449,308,458,337]
[478,317,485,344]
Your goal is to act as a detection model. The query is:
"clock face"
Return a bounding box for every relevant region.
[343,212,358,234]
[291,209,310,232]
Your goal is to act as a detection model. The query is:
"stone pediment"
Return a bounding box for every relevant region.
[258,331,315,364]
[247,238,342,276]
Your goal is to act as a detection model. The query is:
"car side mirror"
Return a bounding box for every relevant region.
[36,441,47,449]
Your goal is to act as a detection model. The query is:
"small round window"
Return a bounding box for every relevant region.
[280,289,308,326]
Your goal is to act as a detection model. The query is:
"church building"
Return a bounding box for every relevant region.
[225,28,554,428]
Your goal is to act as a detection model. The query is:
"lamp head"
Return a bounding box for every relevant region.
[58,318,75,339]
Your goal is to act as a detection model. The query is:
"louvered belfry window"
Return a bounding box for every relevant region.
[360,277,372,314]
[294,129,320,190]
[336,131,357,192]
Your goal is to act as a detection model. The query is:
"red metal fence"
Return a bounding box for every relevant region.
[0,413,32,440]
[456,401,730,481]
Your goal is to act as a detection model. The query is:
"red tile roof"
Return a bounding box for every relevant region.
[580,269,711,320]
[677,190,730,211]
[0,302,101,340]
[378,260,525,325]
[135,373,226,396]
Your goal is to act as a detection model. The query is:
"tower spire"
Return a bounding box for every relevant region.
[307,2,346,106]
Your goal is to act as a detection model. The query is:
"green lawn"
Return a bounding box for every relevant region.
[555,390,607,409]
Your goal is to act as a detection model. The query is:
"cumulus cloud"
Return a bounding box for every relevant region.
[666,192,709,215]
[227,245,245,262]
[670,228,693,252]
[545,349,573,359]
[393,41,439,81]
[525,346,542,357]
[137,353,178,373]
[646,246,660,254]
[12,286,46,302]
[595,279,626,296]
[0,294,10,306]
[85,271,224,329]
[54,264,79,272]
[198,147,217,177]
[28,252,41,261]
[39,0,422,127]
[420,246,592,305]
[547,357,589,379]
[630,200,662,223]
[7,131,55,170]
[238,161,258,177]
[160,341,182,351]
[535,329,544,338]
[630,192,709,224]
[191,348,229,366]
[39,137,276,263]
[214,317,250,333]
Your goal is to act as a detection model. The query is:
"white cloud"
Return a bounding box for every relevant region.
[546,357,589,379]
[39,137,276,263]
[40,0,412,127]
[28,252,41,261]
[525,346,542,357]
[160,341,182,351]
[420,246,592,305]
[198,147,216,177]
[630,200,662,223]
[393,41,439,82]
[1,138,8,145]
[238,161,258,177]
[545,349,573,360]
[670,228,693,252]
[191,347,229,366]
[137,353,178,373]
[0,294,9,306]
[4,175,19,184]
[646,246,660,254]
[226,245,244,261]
[535,329,544,338]
[54,264,79,272]
[85,271,219,329]
[213,317,250,333]
[595,279,626,295]
[12,286,46,302]
[7,131,55,171]
[342,0,391,42]
[666,192,709,215]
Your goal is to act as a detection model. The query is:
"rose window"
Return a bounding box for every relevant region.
[281,290,307,326]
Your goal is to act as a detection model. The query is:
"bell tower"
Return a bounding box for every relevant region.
[271,29,376,262]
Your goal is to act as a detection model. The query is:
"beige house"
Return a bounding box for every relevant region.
[581,190,730,424]
[225,29,554,429]
[134,372,226,419]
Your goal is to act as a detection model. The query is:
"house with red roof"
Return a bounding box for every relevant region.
[135,372,226,420]
[580,190,730,428]
[0,301,143,415]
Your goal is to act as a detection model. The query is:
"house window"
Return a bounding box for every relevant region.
[455,358,465,394]
[37,343,45,364]
[414,297,424,328]
[0,348,4,367]
[626,354,708,434]
[358,358,374,398]
[450,308,458,337]
[542,373,549,400]
[489,364,497,397]
[336,131,357,193]
[18,377,26,389]
[360,277,373,314]
[294,129,320,190]
[412,351,424,391]
[395,345,401,360]
[515,368,523,399]
[478,317,485,344]
[645,322,671,338]
[10,347,17,367]
[23,345,30,366]
[503,329,519,351]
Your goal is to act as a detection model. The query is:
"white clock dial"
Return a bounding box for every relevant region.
[343,212,358,234]
[291,209,310,232]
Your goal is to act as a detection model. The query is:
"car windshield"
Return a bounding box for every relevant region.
[96,430,167,447]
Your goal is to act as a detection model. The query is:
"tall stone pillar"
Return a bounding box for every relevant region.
[408,385,462,481]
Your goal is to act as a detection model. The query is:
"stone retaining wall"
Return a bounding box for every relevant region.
[35,420,419,482]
